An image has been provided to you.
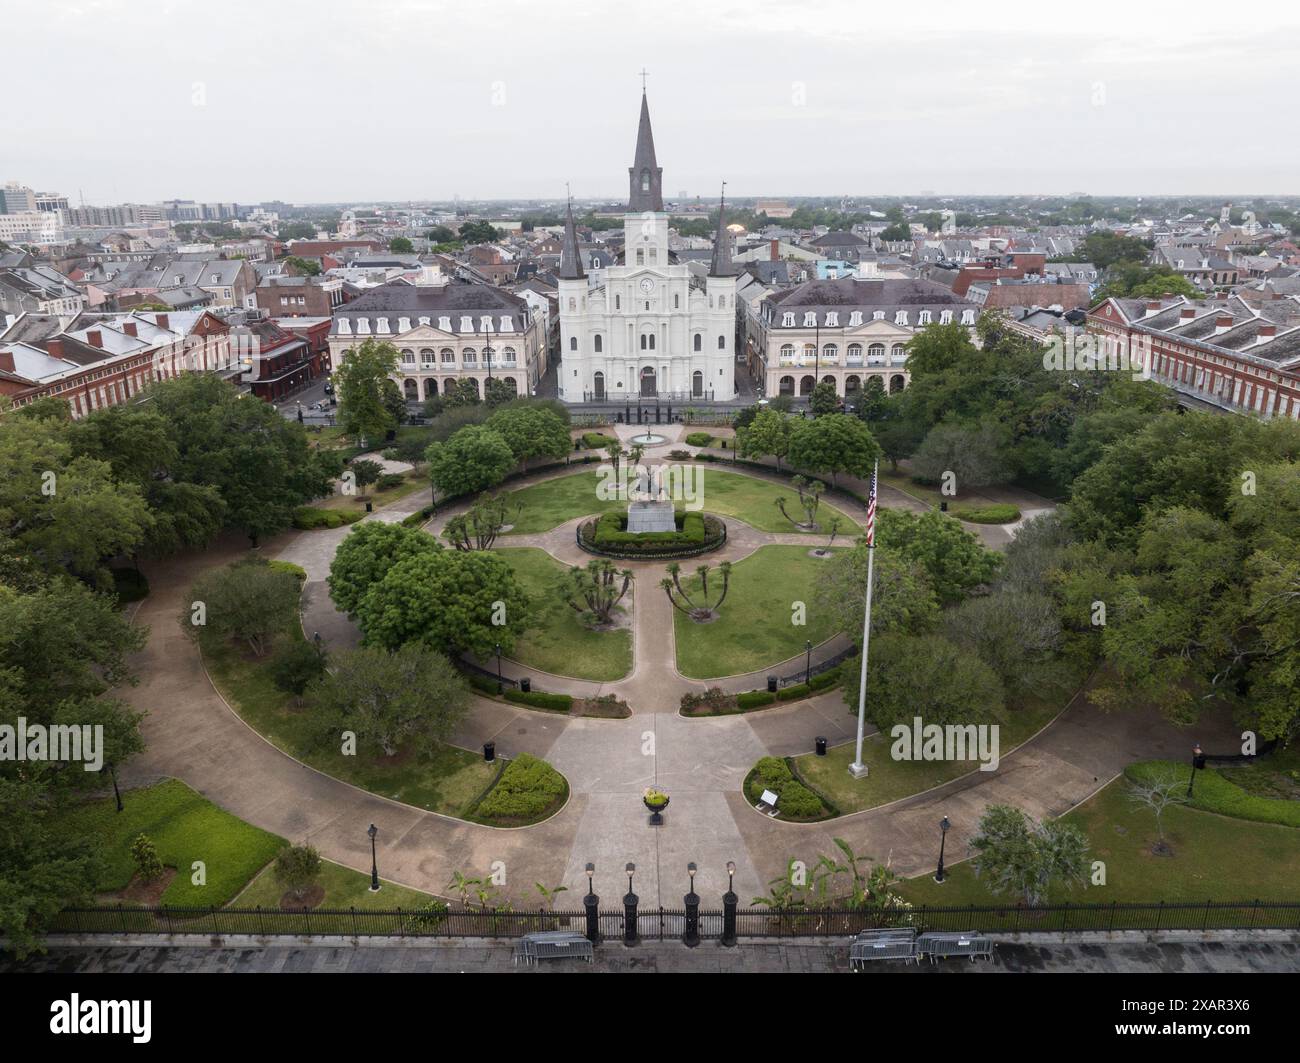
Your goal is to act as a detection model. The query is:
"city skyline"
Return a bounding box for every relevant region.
[8,0,1299,204]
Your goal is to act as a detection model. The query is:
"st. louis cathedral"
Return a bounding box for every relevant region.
[557,90,738,403]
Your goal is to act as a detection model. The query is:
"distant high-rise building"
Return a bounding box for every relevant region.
[0,182,37,214]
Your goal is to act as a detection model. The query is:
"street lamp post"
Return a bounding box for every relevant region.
[1188,743,1205,797]
[583,862,600,944]
[934,816,950,884]
[721,860,738,947]
[367,823,380,892]
[495,642,503,694]
[108,762,123,813]
[623,862,639,946]
[804,639,812,686]
[683,862,700,948]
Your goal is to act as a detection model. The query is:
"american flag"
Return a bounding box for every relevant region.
[864,462,878,548]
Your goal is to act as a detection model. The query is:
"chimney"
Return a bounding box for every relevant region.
[156,313,169,330]
[1215,314,1234,334]
[47,337,65,359]
[1145,300,1162,317]
[86,329,103,348]
[1256,324,1277,345]
[0,349,14,374]
[1180,306,1196,321]
[770,239,779,262]
[122,321,137,337]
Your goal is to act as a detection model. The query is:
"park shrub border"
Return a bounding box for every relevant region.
[742,756,836,821]
[578,512,726,559]
[949,503,1022,524]
[467,753,569,826]
[1126,760,1300,829]
[292,505,364,530]
[581,431,618,449]
[682,671,841,716]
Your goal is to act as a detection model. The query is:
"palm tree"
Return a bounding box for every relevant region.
[713,561,733,610]
[661,578,693,617]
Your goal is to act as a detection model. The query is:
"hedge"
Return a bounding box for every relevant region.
[292,506,364,530]
[1126,760,1300,829]
[376,472,406,491]
[504,688,573,713]
[736,690,777,710]
[267,560,308,583]
[950,503,1021,524]
[473,753,567,822]
[684,431,713,447]
[745,756,830,820]
[582,432,618,450]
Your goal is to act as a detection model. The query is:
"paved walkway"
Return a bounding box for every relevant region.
[114,459,1238,911]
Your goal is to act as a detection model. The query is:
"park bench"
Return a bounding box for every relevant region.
[514,930,594,967]
[849,928,918,969]
[915,931,994,964]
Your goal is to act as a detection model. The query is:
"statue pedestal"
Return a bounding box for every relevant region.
[627,499,676,533]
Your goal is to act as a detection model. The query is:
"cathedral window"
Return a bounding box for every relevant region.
[567,299,576,311]
[570,337,577,350]
[594,335,603,353]
[649,249,657,264]
[718,335,726,349]
[640,335,647,350]
[636,249,644,265]
[615,295,620,309]
[674,294,680,309]
[693,334,702,352]
[641,169,650,192]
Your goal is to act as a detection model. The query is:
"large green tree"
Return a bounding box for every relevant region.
[875,509,1001,605]
[968,804,1090,906]
[335,338,401,442]
[184,558,301,658]
[485,406,570,471]
[356,549,529,658]
[786,413,881,484]
[425,425,516,499]
[737,408,794,469]
[328,521,442,618]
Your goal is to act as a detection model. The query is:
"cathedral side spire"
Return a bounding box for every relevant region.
[559,196,585,280]
[709,183,737,277]
[628,91,664,212]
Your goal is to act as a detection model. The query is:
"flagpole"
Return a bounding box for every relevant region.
[849,459,877,778]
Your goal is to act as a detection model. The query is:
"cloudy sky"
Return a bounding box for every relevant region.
[7,0,1299,204]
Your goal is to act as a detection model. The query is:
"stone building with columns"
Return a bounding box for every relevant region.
[757,277,977,399]
[328,266,547,402]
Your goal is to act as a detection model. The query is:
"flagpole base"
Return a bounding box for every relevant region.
[847,762,869,779]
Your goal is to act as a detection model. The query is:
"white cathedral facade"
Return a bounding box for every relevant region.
[557,91,739,403]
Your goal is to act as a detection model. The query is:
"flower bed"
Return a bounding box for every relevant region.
[578,512,726,559]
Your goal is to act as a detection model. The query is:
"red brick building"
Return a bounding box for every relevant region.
[1088,294,1300,418]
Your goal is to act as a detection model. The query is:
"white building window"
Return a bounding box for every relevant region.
[781,313,794,326]
[961,309,975,324]
[803,312,816,326]
[825,312,838,326]
[438,316,451,330]
[499,315,514,331]
[480,315,494,332]
[918,310,932,325]
[939,310,953,324]
[377,317,391,333]
[895,311,907,325]
[849,311,862,325]
[873,310,885,320]
[460,316,474,332]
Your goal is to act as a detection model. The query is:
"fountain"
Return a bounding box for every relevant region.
[627,431,667,446]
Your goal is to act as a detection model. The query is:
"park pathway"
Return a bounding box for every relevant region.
[114,453,1237,910]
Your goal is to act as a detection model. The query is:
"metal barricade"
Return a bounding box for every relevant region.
[916,931,994,963]
[513,930,595,967]
[849,928,918,969]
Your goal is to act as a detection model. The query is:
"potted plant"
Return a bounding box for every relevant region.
[643,787,670,826]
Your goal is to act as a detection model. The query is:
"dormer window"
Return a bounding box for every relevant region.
[849,311,862,326]
[398,317,410,332]
[377,317,390,333]
[918,310,932,325]
[939,310,953,324]
[499,315,514,331]
[419,316,430,326]
[460,316,473,331]
[480,315,493,332]
[803,312,816,327]
[438,316,451,330]
[337,319,352,334]
[895,311,907,325]
[873,310,885,320]
[825,312,838,326]
[961,309,975,324]
[781,312,795,327]
[357,318,371,334]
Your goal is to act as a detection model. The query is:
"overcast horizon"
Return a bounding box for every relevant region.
[7,0,1300,205]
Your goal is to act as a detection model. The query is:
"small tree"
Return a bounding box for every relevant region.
[774,475,825,530]
[816,516,843,557]
[809,380,839,417]
[270,638,328,704]
[274,843,322,902]
[661,561,732,620]
[560,559,632,625]
[443,494,518,551]
[131,834,164,881]
[534,882,569,912]
[969,805,1090,906]
[1127,769,1188,855]
[349,459,384,498]
[183,558,301,657]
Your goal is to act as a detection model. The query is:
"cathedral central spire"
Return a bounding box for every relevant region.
[628,91,664,213]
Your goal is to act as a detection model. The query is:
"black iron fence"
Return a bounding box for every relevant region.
[777,643,858,687]
[49,899,1300,941]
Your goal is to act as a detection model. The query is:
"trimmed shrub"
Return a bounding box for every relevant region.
[754,756,794,788]
[376,472,406,491]
[592,509,708,546]
[402,503,437,527]
[292,506,364,530]
[950,503,1021,524]
[736,690,777,710]
[474,753,567,822]
[504,688,573,713]
[1127,760,1300,828]
[775,781,823,819]
[685,431,713,447]
[267,560,308,583]
[582,432,618,449]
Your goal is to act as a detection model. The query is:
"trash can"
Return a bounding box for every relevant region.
[520,677,531,693]
[767,675,778,693]
[483,741,495,762]
[939,500,948,512]
[815,736,828,757]
[365,501,373,513]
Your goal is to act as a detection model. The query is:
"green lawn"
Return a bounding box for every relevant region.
[499,468,860,536]
[317,469,428,512]
[672,545,842,678]
[898,776,1300,910]
[492,547,632,680]
[203,632,498,816]
[59,779,284,908]
[233,857,435,911]
[794,698,1062,815]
